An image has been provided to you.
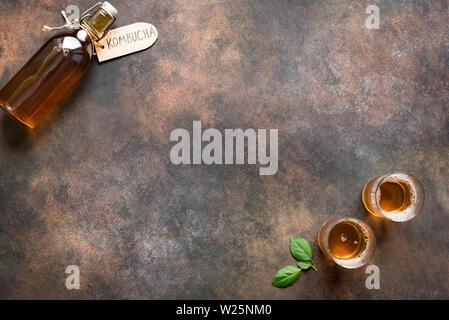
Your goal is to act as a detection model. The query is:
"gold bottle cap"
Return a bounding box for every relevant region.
[81,2,118,41]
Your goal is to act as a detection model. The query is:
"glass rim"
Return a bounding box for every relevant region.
[370,172,425,221]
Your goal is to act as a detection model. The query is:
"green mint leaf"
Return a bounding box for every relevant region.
[290,237,313,262]
[298,261,312,270]
[272,266,301,288]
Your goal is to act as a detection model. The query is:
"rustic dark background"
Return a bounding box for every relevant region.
[0,0,448,299]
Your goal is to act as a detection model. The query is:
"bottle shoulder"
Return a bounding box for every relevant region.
[47,29,93,46]
[43,29,94,60]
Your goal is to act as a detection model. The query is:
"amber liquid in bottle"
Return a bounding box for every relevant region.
[0,30,92,128]
[0,2,117,128]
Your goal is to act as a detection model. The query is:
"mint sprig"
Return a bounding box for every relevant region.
[272,237,317,288]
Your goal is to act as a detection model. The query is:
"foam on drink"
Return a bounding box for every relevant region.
[373,173,419,221]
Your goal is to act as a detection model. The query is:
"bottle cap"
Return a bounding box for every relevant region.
[81,2,118,40]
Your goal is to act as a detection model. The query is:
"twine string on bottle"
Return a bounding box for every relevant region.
[41,3,104,55]
[42,2,102,31]
[42,10,79,31]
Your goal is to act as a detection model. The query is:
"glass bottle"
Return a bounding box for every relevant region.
[0,2,118,128]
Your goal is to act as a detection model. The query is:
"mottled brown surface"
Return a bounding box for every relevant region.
[0,0,448,299]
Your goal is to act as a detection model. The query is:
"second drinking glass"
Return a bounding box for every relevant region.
[318,218,376,269]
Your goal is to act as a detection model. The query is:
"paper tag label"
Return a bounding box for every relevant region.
[95,22,158,62]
